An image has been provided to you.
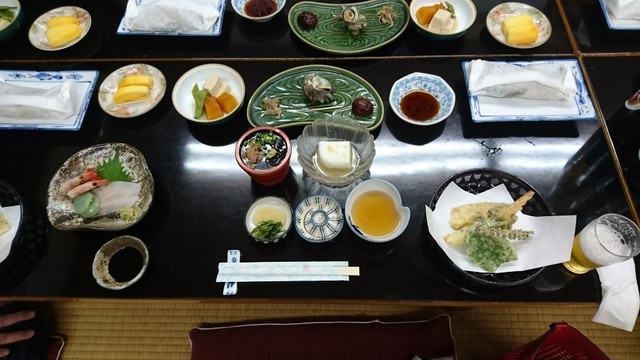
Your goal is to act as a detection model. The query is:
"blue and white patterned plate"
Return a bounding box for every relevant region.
[389,72,455,126]
[462,59,596,122]
[294,195,343,243]
[116,0,226,36]
[598,0,640,30]
[0,69,98,131]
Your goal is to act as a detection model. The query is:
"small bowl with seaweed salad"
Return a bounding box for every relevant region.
[0,0,23,41]
[235,126,292,186]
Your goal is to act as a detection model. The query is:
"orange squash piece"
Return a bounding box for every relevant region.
[217,92,239,114]
[416,4,445,25]
[204,96,224,120]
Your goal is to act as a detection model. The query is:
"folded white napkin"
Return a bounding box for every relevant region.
[593,259,639,331]
[0,80,75,120]
[467,59,577,100]
[0,206,20,263]
[123,0,221,33]
[608,0,640,20]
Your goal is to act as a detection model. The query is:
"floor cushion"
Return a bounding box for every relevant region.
[190,315,456,360]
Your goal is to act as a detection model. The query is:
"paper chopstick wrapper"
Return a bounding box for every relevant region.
[123,0,221,33]
[425,183,576,273]
[217,261,359,282]
[467,59,577,100]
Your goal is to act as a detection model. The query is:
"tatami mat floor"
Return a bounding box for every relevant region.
[35,300,639,360]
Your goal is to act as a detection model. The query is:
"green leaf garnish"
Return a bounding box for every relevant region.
[96,149,133,182]
[251,220,284,240]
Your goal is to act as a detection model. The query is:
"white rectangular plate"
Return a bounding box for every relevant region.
[598,0,640,30]
[0,70,98,131]
[116,1,226,36]
[461,59,596,122]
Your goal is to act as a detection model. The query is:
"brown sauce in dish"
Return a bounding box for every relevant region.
[244,0,277,17]
[400,90,440,121]
[108,247,144,283]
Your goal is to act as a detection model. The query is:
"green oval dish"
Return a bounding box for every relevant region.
[247,64,384,130]
[288,0,410,55]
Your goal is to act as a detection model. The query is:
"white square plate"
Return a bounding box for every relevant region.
[461,59,596,122]
[0,70,98,130]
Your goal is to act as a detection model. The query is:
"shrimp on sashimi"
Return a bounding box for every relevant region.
[67,179,110,198]
[59,168,102,194]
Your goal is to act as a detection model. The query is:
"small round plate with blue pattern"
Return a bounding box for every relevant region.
[295,195,343,243]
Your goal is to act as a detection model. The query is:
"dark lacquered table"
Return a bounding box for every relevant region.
[0,0,638,304]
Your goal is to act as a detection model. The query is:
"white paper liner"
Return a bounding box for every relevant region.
[425,183,576,273]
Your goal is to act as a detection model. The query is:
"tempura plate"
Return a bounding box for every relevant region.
[288,0,410,55]
[427,168,550,287]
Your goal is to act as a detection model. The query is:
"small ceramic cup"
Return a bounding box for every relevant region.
[345,179,410,243]
[235,126,292,186]
[92,235,149,290]
[245,196,293,244]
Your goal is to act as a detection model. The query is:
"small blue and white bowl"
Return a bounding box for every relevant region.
[232,0,286,23]
[389,72,455,126]
[294,195,343,243]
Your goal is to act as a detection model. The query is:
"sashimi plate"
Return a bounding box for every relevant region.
[247,64,384,130]
[29,6,92,51]
[47,143,154,231]
[116,0,226,36]
[461,59,596,122]
[98,63,166,118]
[0,69,98,130]
[288,0,410,55]
[598,0,640,30]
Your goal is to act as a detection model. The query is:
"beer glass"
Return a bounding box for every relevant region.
[564,214,640,274]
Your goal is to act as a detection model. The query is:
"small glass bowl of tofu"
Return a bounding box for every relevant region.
[297,116,375,187]
[409,0,477,40]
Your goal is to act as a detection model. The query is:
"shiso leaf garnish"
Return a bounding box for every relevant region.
[96,149,133,182]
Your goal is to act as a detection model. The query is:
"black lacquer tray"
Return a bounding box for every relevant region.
[427,168,552,288]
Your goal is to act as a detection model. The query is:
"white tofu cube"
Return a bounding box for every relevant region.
[427,9,452,33]
[203,75,223,96]
[317,141,353,170]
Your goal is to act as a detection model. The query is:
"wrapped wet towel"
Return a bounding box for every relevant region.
[0,80,75,120]
[467,59,577,100]
[608,0,640,20]
[123,0,221,33]
[593,259,639,331]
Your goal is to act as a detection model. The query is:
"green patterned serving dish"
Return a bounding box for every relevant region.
[247,64,384,130]
[288,0,410,55]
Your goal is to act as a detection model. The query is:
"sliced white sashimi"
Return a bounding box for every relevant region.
[92,181,141,216]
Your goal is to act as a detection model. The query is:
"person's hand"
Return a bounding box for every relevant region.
[0,302,35,358]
